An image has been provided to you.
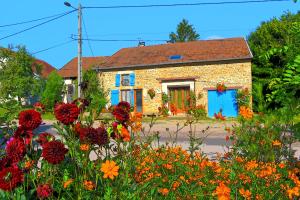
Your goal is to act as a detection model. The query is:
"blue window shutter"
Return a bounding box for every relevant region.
[130,90,134,106]
[115,74,120,87]
[129,73,135,86]
[111,90,119,105]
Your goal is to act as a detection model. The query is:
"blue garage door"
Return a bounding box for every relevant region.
[208,89,238,117]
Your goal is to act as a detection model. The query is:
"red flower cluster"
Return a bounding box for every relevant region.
[0,167,24,191]
[13,127,33,145]
[214,111,226,121]
[36,132,55,146]
[79,127,108,146]
[34,102,45,113]
[37,184,53,199]
[216,83,227,93]
[112,101,130,123]
[42,141,68,164]
[54,103,79,125]
[5,138,26,164]
[0,157,11,169]
[19,109,42,130]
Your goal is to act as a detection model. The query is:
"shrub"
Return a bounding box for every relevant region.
[187,104,207,121]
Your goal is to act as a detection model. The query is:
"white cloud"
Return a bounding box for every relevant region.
[206,35,224,40]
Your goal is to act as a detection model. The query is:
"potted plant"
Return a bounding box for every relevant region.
[147,88,156,99]
[216,83,227,93]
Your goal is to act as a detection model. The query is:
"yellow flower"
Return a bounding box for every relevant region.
[272,140,282,147]
[63,179,74,189]
[100,160,119,180]
[83,180,95,191]
[80,144,90,151]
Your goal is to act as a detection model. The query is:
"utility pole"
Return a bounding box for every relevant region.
[77,3,82,98]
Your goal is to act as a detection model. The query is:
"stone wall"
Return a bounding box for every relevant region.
[98,60,252,114]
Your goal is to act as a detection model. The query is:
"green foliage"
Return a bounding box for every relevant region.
[41,71,64,110]
[0,46,43,104]
[169,19,200,43]
[252,82,266,112]
[82,69,107,118]
[236,88,251,107]
[248,11,300,110]
[161,93,169,105]
[187,105,207,121]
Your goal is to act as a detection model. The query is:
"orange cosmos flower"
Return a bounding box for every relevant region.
[63,179,74,189]
[245,160,258,170]
[239,188,251,199]
[158,188,169,196]
[100,160,119,180]
[83,180,95,191]
[272,140,282,147]
[239,106,253,119]
[24,160,35,170]
[287,187,300,199]
[121,126,131,142]
[213,182,231,200]
[80,144,90,151]
[278,163,285,169]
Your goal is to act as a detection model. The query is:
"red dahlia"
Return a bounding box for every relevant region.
[0,167,24,191]
[117,101,131,112]
[37,184,53,199]
[42,141,68,164]
[112,106,129,123]
[80,127,108,146]
[13,126,34,145]
[54,103,79,125]
[0,156,11,169]
[19,109,42,130]
[36,133,55,146]
[6,138,26,164]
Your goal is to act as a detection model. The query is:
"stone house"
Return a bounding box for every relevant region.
[95,37,252,117]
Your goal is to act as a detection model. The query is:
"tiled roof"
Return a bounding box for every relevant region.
[32,59,56,78]
[100,37,252,69]
[57,56,108,78]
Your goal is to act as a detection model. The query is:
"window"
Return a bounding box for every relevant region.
[121,74,130,86]
[169,55,182,60]
[121,90,131,103]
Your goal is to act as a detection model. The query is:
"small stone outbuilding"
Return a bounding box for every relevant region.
[96,37,252,117]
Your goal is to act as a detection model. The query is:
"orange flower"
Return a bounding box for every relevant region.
[239,106,253,119]
[63,179,74,189]
[24,160,34,170]
[83,180,95,191]
[80,144,90,151]
[100,160,119,180]
[239,188,251,199]
[158,188,169,196]
[287,187,299,199]
[121,126,131,142]
[278,163,285,169]
[172,181,180,190]
[272,140,282,147]
[245,160,258,170]
[235,156,244,163]
[163,163,173,170]
[213,182,231,200]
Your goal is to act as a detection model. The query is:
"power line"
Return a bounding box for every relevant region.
[82,12,94,56]
[72,37,168,42]
[0,12,71,28]
[0,9,77,41]
[32,40,74,55]
[83,0,289,9]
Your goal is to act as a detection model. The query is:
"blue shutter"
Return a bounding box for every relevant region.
[111,90,119,105]
[115,74,120,87]
[129,73,135,86]
[130,90,134,107]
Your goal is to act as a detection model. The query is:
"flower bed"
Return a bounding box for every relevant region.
[0,101,299,199]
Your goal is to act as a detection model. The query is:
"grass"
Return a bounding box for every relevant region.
[42,112,55,121]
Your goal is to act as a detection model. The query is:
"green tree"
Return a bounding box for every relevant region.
[41,71,64,110]
[247,11,300,110]
[82,69,107,118]
[0,46,43,105]
[169,19,200,43]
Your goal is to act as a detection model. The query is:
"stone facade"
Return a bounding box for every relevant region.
[99,60,252,114]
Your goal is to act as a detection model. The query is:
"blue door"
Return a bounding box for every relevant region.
[208,89,238,117]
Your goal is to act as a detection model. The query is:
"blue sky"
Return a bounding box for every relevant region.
[0,0,299,69]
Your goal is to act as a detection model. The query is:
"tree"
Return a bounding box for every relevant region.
[41,71,64,110]
[247,11,300,110]
[81,69,107,118]
[169,19,200,43]
[0,46,43,105]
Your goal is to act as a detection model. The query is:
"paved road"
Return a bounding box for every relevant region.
[36,120,300,158]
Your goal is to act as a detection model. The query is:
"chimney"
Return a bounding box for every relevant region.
[138,41,145,47]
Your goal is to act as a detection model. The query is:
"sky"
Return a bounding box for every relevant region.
[0,0,299,69]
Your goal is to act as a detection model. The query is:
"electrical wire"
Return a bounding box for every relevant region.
[32,40,74,55]
[83,0,289,9]
[71,36,167,42]
[82,12,94,56]
[0,12,72,28]
[0,9,77,41]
